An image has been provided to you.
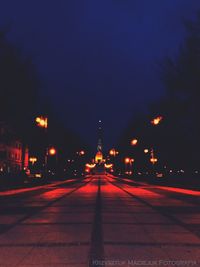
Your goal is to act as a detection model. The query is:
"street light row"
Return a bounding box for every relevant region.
[31,116,87,173]
[32,115,163,175]
[107,115,164,174]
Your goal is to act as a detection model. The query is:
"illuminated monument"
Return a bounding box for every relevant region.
[85,120,113,174]
[95,120,104,164]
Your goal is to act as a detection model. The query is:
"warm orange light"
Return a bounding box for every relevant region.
[125,157,130,164]
[29,157,37,164]
[85,163,96,169]
[130,158,135,163]
[104,163,113,169]
[109,149,119,156]
[95,151,103,163]
[144,149,149,154]
[35,117,41,123]
[35,116,48,128]
[151,116,163,126]
[150,158,158,164]
[131,139,138,146]
[49,147,56,156]
[109,149,115,156]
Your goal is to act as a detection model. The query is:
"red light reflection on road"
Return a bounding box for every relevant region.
[0,180,76,197]
[156,186,200,196]
[41,188,71,200]
[77,183,97,194]
[101,183,123,194]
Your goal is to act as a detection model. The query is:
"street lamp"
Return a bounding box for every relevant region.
[125,157,130,164]
[35,116,48,129]
[124,158,134,175]
[77,150,85,156]
[144,149,149,154]
[124,157,130,174]
[131,139,138,146]
[151,116,163,126]
[29,157,37,165]
[109,149,119,174]
[35,116,49,175]
[150,157,158,164]
[109,148,119,157]
[49,147,56,156]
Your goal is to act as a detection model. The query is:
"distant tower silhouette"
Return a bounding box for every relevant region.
[97,120,103,152]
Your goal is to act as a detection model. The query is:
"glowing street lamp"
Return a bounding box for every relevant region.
[109,149,119,157]
[144,149,149,154]
[35,116,48,129]
[29,157,37,165]
[77,150,85,156]
[124,157,134,175]
[150,158,158,164]
[131,139,138,146]
[80,150,85,156]
[151,116,163,126]
[49,147,56,156]
[109,149,115,156]
[125,157,130,164]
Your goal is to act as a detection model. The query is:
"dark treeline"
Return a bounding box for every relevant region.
[117,12,200,173]
[0,28,88,174]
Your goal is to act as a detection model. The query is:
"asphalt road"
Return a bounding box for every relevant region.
[0,175,200,267]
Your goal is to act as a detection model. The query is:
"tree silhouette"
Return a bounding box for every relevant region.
[0,28,39,135]
[158,12,200,169]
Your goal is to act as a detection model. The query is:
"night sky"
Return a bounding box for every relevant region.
[1,0,200,151]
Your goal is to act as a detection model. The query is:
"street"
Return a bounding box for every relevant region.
[0,175,200,267]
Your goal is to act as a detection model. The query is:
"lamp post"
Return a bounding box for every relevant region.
[29,157,37,165]
[75,150,86,175]
[124,157,130,174]
[124,158,134,175]
[35,116,49,176]
[48,147,57,176]
[109,149,119,173]
[130,158,135,175]
[150,116,163,176]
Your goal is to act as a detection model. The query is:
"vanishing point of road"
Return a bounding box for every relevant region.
[0,175,200,267]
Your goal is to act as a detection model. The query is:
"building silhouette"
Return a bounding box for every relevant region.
[0,122,29,173]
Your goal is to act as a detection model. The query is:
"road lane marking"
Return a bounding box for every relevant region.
[89,177,104,267]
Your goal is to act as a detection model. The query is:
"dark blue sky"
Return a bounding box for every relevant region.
[1,0,200,150]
